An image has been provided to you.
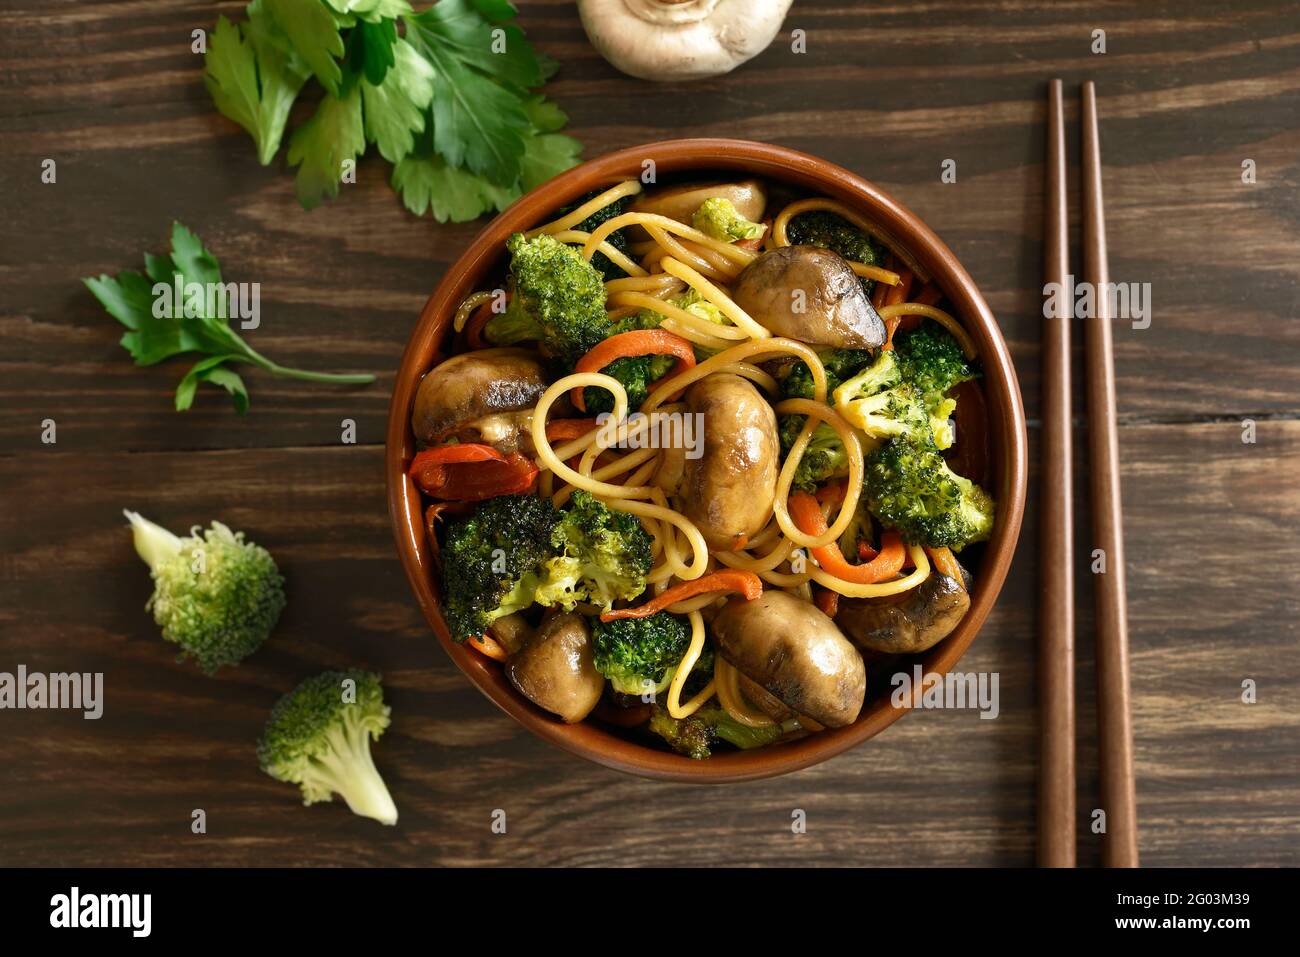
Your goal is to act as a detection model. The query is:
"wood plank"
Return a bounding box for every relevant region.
[1,418,1295,866]
[2,1,1299,454]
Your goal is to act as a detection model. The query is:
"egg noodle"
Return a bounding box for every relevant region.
[453,180,976,728]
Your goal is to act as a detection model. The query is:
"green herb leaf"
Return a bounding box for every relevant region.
[262,0,347,96]
[205,0,580,217]
[325,0,413,23]
[404,2,532,185]
[360,37,434,162]
[287,83,365,209]
[84,223,375,413]
[391,152,517,222]
[204,14,310,165]
[176,356,249,413]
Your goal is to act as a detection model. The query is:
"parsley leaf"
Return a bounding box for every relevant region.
[260,0,348,96]
[204,14,310,165]
[360,37,434,162]
[83,223,375,413]
[205,0,580,217]
[287,82,365,209]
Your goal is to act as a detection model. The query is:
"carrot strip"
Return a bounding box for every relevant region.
[814,586,839,618]
[789,492,906,584]
[925,546,966,587]
[545,418,600,442]
[892,282,943,338]
[880,266,915,351]
[815,481,846,505]
[466,632,509,662]
[570,330,696,412]
[464,302,493,350]
[599,570,762,622]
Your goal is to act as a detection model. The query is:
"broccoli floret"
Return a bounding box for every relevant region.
[781,347,876,400]
[865,437,995,550]
[893,322,975,450]
[692,197,765,242]
[485,233,612,365]
[648,703,783,760]
[547,490,653,610]
[591,611,691,695]
[257,670,397,826]
[124,510,285,673]
[832,350,931,442]
[778,415,850,492]
[440,495,562,640]
[563,192,631,280]
[582,353,677,416]
[894,321,977,398]
[786,210,882,294]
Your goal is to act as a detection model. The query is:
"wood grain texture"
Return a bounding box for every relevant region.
[2,0,1298,866]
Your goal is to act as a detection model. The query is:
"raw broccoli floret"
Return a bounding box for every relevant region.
[781,347,877,400]
[257,670,397,826]
[485,233,612,365]
[786,210,882,294]
[648,703,783,760]
[591,611,691,695]
[545,490,653,610]
[865,436,995,550]
[440,494,562,640]
[563,191,632,280]
[778,415,850,493]
[124,510,285,673]
[692,197,765,241]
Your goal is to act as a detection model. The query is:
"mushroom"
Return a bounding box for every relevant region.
[578,0,793,82]
[732,245,887,350]
[660,373,779,550]
[711,591,865,728]
[506,612,605,724]
[411,348,548,452]
[836,569,972,656]
[631,179,767,230]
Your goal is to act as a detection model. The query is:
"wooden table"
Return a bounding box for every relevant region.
[2,0,1297,867]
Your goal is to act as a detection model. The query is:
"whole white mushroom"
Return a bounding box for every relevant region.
[578,0,794,82]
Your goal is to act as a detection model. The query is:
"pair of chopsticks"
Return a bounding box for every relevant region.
[1038,80,1138,868]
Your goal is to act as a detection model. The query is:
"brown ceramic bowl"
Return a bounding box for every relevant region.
[386,139,1027,783]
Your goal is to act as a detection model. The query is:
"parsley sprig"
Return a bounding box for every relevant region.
[83,223,375,414]
[204,0,581,221]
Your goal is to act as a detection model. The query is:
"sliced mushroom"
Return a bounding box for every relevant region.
[412,348,548,449]
[666,373,779,550]
[732,245,886,349]
[836,570,971,655]
[711,591,865,728]
[506,612,604,724]
[631,180,767,231]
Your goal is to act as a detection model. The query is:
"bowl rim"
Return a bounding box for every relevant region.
[385,138,1028,783]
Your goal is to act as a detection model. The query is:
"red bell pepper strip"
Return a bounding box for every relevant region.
[409,444,538,500]
[788,491,906,584]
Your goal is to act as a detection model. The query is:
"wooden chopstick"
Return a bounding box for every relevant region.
[1037,79,1076,868]
[1080,81,1139,867]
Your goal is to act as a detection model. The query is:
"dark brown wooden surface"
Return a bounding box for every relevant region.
[2,0,1298,867]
